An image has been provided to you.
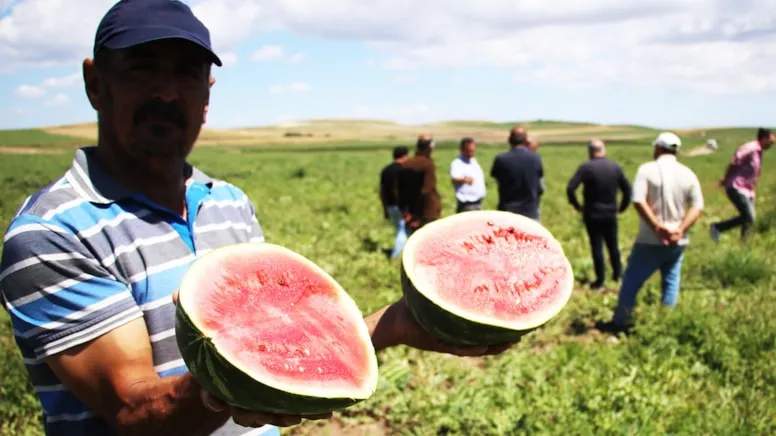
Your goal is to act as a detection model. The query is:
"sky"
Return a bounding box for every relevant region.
[2,0,776,130]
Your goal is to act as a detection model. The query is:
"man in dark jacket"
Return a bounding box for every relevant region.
[396,134,442,233]
[379,146,409,258]
[566,139,632,289]
[490,126,545,221]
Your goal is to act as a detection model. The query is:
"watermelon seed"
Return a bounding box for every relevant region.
[508,227,515,233]
[487,221,494,226]
[258,344,268,352]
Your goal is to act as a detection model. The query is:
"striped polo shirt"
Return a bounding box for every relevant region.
[0,146,278,436]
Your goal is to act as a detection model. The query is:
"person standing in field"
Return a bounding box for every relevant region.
[0,2,517,435]
[709,127,774,242]
[379,146,409,259]
[566,139,632,290]
[450,137,486,213]
[395,134,442,233]
[598,132,704,333]
[490,126,545,222]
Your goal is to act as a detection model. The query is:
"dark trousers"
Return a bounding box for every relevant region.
[584,217,622,287]
[456,199,483,213]
[715,185,756,239]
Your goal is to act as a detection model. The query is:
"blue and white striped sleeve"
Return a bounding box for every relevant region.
[0,215,143,361]
[230,186,265,243]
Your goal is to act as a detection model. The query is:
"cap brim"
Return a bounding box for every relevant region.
[98,26,222,67]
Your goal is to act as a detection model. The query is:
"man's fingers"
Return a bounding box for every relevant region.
[171,289,179,305]
[231,410,273,427]
[200,389,226,412]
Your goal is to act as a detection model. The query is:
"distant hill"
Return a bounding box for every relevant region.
[0,118,762,150]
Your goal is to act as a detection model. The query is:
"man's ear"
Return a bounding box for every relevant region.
[82,58,101,111]
[203,75,215,125]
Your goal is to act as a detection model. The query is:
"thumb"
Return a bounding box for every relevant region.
[201,389,227,412]
[171,289,180,305]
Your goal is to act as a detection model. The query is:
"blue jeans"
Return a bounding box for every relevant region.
[612,243,686,326]
[387,205,408,259]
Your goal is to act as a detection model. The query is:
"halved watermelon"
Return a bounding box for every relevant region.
[400,210,574,346]
[175,243,379,415]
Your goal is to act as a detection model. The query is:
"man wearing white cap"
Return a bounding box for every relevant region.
[599,132,704,332]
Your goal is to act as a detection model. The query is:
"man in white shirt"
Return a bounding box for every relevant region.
[599,132,704,332]
[450,137,487,212]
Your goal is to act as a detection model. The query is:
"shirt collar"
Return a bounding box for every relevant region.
[656,154,677,163]
[65,146,214,205]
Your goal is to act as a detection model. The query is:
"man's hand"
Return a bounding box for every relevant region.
[368,297,518,356]
[464,176,474,185]
[171,290,333,428]
[718,178,726,188]
[200,391,332,428]
[654,223,675,245]
[668,229,684,244]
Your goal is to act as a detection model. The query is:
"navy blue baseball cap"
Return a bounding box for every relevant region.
[94,0,223,67]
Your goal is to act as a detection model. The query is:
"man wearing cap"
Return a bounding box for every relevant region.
[449,137,486,213]
[490,125,545,221]
[395,134,442,232]
[566,139,632,290]
[709,127,774,242]
[0,2,516,436]
[598,132,704,332]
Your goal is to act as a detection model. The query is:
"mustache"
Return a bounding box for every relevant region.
[133,100,187,127]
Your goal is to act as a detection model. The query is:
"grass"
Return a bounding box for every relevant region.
[0,127,774,435]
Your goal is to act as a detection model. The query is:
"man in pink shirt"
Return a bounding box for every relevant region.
[710,128,774,241]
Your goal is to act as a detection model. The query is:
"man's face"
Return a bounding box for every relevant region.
[763,133,775,150]
[84,38,212,165]
[462,141,476,158]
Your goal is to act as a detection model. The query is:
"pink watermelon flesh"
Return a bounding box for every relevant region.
[190,252,369,391]
[410,218,570,322]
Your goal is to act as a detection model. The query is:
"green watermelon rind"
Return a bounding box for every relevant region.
[175,242,379,415]
[400,210,574,346]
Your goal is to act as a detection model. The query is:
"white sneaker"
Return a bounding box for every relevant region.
[709,223,720,243]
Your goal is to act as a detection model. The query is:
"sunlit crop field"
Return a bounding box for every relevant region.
[1,129,774,435]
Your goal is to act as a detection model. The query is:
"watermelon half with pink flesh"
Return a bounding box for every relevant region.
[174,243,379,415]
[400,210,574,346]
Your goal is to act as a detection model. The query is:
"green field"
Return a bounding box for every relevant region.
[0,125,774,435]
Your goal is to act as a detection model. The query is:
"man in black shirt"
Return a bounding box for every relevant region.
[379,146,409,259]
[490,126,545,221]
[566,139,632,289]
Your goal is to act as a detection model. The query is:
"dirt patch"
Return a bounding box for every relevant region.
[0,146,65,155]
[288,415,393,436]
[38,120,657,147]
[685,146,715,157]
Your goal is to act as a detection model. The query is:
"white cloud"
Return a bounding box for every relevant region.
[41,72,81,88]
[45,93,70,107]
[355,103,432,123]
[14,84,46,98]
[219,52,238,67]
[392,74,420,84]
[268,81,311,94]
[251,45,284,61]
[1,0,776,94]
[290,52,306,63]
[13,72,82,102]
